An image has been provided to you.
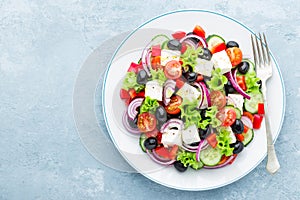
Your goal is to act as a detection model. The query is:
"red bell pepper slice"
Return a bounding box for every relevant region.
[236,75,247,91]
[193,25,206,38]
[210,43,226,54]
[253,114,264,129]
[151,45,161,57]
[127,62,143,73]
[257,103,265,115]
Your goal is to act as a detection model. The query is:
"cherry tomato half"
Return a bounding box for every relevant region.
[217,107,237,127]
[226,47,243,66]
[165,95,182,115]
[210,90,227,110]
[164,60,182,80]
[137,112,157,132]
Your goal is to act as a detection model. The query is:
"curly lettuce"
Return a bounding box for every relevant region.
[140,96,159,114]
[199,106,222,129]
[179,99,202,128]
[180,46,203,71]
[206,68,228,91]
[245,71,261,93]
[149,68,167,86]
[216,127,234,156]
[122,72,145,92]
[176,151,203,170]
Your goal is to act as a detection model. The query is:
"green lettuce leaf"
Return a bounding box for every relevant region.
[179,99,202,128]
[176,151,203,170]
[149,68,167,86]
[140,96,159,114]
[122,72,145,92]
[206,68,228,91]
[198,106,222,129]
[245,71,261,93]
[180,46,203,71]
[216,127,234,156]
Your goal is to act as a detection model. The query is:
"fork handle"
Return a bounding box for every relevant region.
[262,85,280,174]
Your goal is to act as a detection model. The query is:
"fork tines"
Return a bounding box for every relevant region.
[251,33,271,67]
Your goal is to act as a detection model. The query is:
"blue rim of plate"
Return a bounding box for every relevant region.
[102,9,286,191]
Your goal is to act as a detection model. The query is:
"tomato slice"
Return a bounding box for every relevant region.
[196,74,204,82]
[235,134,244,142]
[228,154,238,164]
[193,25,206,38]
[210,43,226,54]
[218,107,237,127]
[137,112,157,132]
[226,47,243,66]
[145,128,159,138]
[151,56,162,70]
[243,125,249,133]
[206,133,217,148]
[164,60,182,80]
[172,31,186,40]
[165,95,182,115]
[236,75,247,91]
[120,89,130,99]
[154,145,178,160]
[210,90,226,110]
[218,155,230,165]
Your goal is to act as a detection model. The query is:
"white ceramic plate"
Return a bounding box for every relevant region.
[102,10,285,190]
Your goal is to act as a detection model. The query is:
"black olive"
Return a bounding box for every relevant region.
[198,48,212,61]
[155,106,167,123]
[224,81,236,95]
[231,119,244,134]
[174,161,188,172]
[144,137,158,150]
[199,127,210,140]
[257,80,262,89]
[187,32,200,44]
[128,116,138,128]
[137,69,148,84]
[237,61,250,74]
[200,109,208,120]
[226,41,239,48]
[189,142,200,146]
[167,39,182,51]
[230,141,244,154]
[185,72,197,83]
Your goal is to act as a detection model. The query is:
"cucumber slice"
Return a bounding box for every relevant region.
[206,34,225,50]
[200,145,223,166]
[139,134,147,152]
[225,105,241,119]
[244,92,264,114]
[242,128,254,146]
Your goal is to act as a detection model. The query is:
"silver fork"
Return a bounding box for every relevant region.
[251,33,280,174]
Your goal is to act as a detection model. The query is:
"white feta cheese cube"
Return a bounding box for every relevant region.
[145,80,163,101]
[226,127,237,144]
[182,125,201,145]
[228,94,244,113]
[161,129,182,148]
[176,83,200,102]
[194,58,214,77]
[160,49,180,66]
[211,50,232,74]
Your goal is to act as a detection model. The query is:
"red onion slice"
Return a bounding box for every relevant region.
[122,112,140,134]
[241,116,253,129]
[199,82,211,107]
[180,34,208,48]
[127,98,144,120]
[146,150,175,166]
[225,70,251,100]
[160,119,184,133]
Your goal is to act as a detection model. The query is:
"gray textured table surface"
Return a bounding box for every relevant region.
[1,0,299,199]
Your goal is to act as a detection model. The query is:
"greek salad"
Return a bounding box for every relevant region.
[119,25,265,172]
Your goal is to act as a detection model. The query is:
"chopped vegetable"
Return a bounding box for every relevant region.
[140,96,160,114]
[176,150,203,170]
[206,68,228,91]
[122,72,145,92]
[149,68,167,85]
[180,46,203,71]
[216,128,234,156]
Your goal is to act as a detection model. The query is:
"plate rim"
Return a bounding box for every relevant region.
[102,9,286,191]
